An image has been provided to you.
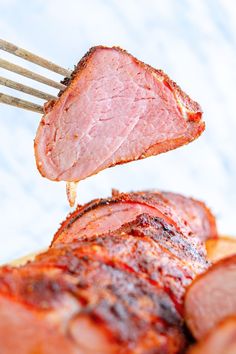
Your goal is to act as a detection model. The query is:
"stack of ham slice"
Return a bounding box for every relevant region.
[0,191,215,354]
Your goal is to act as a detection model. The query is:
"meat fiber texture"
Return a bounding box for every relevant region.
[188,317,236,354]
[34,46,205,182]
[184,255,236,340]
[52,190,217,245]
[0,214,209,354]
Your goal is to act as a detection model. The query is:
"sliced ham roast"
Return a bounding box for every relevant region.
[50,214,208,313]
[0,262,184,354]
[184,255,236,340]
[52,190,217,245]
[34,46,204,183]
[0,214,209,354]
[188,317,236,354]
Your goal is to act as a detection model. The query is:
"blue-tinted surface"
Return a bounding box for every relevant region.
[0,0,235,263]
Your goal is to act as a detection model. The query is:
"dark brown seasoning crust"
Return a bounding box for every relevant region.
[36,255,182,327]
[43,47,100,112]
[59,46,99,95]
[52,191,188,245]
[120,214,207,263]
[46,214,208,315]
[0,208,210,352]
[0,266,76,310]
[52,190,216,245]
[52,196,116,242]
[57,45,203,120]
[0,246,187,352]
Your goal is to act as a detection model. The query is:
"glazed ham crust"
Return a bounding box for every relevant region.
[34,46,204,183]
[0,214,204,354]
[0,186,213,353]
[52,190,217,245]
[184,255,236,340]
[51,214,208,313]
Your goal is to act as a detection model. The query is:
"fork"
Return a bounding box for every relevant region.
[0,39,72,113]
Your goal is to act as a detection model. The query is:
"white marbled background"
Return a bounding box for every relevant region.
[0,0,235,263]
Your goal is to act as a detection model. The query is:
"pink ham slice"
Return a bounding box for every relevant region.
[184,255,236,340]
[161,192,217,242]
[188,317,236,354]
[34,46,204,183]
[52,190,217,245]
[0,296,82,354]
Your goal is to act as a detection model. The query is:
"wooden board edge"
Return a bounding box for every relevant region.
[9,249,47,266]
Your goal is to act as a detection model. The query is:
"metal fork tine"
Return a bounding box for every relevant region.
[0,92,44,113]
[0,58,66,90]
[0,76,57,101]
[0,39,72,77]
[0,39,71,113]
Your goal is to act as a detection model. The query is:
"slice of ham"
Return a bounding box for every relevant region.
[0,215,192,353]
[188,317,236,354]
[41,214,209,314]
[0,267,122,354]
[161,192,217,242]
[184,255,236,340]
[34,46,204,183]
[52,190,217,245]
[206,236,236,263]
